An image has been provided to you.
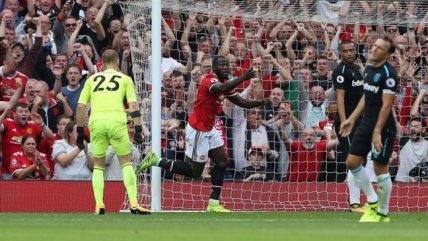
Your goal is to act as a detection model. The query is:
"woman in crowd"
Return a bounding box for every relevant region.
[9,135,50,180]
[52,121,94,180]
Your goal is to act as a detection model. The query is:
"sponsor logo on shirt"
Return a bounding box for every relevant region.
[352,80,364,87]
[364,83,379,93]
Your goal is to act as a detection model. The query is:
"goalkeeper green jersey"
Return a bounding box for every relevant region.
[78,68,137,124]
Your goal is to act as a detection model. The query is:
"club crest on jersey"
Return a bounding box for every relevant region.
[373,73,381,83]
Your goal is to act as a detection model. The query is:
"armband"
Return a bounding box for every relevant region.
[130,111,141,118]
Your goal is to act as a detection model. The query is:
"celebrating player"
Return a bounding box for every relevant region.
[332,40,364,213]
[76,49,150,215]
[137,56,269,212]
[340,36,397,222]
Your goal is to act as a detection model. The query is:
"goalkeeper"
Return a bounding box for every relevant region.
[136,56,270,212]
[76,49,150,215]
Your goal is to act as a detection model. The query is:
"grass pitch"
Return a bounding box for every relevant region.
[0,212,426,241]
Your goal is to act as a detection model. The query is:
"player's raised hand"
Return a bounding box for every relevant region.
[243,68,257,80]
[339,119,354,137]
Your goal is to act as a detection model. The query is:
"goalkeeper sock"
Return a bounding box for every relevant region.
[210,165,226,200]
[92,167,105,208]
[350,165,378,203]
[377,173,392,216]
[159,159,194,177]
[347,169,361,204]
[122,163,138,202]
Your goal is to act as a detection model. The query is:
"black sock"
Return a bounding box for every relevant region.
[158,159,194,177]
[210,165,226,200]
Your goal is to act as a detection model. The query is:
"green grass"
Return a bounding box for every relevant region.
[0,212,426,241]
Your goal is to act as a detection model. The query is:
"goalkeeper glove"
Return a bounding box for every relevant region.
[76,126,90,150]
[134,124,144,144]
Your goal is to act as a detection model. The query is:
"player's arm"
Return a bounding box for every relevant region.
[76,103,86,128]
[210,69,257,94]
[128,101,141,126]
[336,89,347,123]
[226,94,267,109]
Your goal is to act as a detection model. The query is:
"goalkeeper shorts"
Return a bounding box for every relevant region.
[89,120,131,158]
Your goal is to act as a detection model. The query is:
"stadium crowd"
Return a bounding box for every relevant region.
[1,0,428,183]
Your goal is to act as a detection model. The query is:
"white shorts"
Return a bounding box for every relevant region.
[185,124,224,163]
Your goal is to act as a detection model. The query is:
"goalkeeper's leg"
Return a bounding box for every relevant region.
[92,157,106,215]
[118,154,150,215]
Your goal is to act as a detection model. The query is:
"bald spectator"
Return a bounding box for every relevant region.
[281,127,338,182]
[30,81,72,132]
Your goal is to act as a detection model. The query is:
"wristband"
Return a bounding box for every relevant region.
[40,122,46,128]
[134,124,143,133]
[77,126,85,134]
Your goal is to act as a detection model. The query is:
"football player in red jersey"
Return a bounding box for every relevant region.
[137,56,270,212]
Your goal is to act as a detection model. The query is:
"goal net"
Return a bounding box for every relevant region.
[120,0,428,212]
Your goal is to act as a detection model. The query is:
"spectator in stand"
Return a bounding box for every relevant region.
[232,82,280,174]
[67,19,99,69]
[26,0,61,24]
[71,3,105,54]
[160,118,186,180]
[53,13,98,59]
[0,39,17,78]
[9,15,43,78]
[0,50,28,102]
[281,127,338,182]
[264,87,284,122]
[396,117,428,182]
[30,81,72,132]
[312,56,332,90]
[271,101,303,180]
[36,15,57,54]
[19,78,37,104]
[301,83,328,128]
[61,64,86,115]
[0,102,55,179]
[37,114,72,178]
[52,121,94,180]
[9,135,50,180]
[163,70,188,122]
[241,146,274,182]
[3,0,24,31]
[186,66,203,115]
[0,75,22,110]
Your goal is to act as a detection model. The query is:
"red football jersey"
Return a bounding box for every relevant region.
[1,119,43,174]
[0,71,28,101]
[9,151,49,180]
[188,73,236,132]
[286,140,327,182]
[37,133,62,178]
